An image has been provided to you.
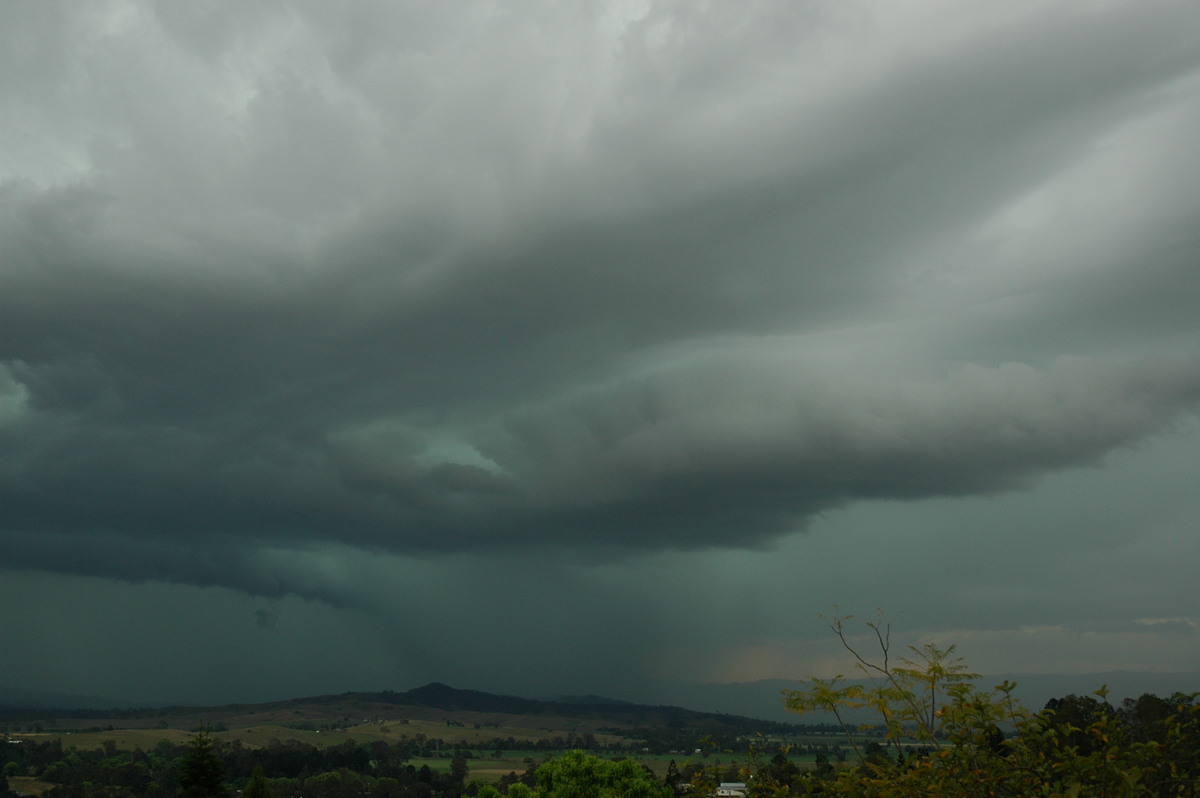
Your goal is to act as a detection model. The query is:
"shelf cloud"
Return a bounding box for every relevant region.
[3,0,1199,703]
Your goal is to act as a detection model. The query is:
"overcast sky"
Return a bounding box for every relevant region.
[2,0,1199,708]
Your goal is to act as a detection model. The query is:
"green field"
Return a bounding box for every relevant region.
[17,728,827,784]
[23,718,628,753]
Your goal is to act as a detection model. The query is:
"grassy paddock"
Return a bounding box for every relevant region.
[12,733,818,786]
[18,727,825,787]
[15,728,194,751]
[7,776,57,796]
[23,719,628,753]
[455,752,818,782]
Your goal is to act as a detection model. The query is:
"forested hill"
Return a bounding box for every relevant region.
[0,682,810,737]
[348,683,631,715]
[259,682,808,734]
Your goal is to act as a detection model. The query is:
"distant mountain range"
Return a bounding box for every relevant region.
[627,671,1200,724]
[0,681,802,737]
[3,671,1196,728]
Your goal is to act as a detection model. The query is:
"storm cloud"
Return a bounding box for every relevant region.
[2,1,1200,703]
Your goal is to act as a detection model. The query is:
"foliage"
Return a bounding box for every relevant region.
[2,734,469,798]
[241,764,269,798]
[533,750,671,798]
[775,612,1200,797]
[177,730,228,798]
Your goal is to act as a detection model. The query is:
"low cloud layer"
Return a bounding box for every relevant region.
[4,257,1198,597]
[2,1,1199,701]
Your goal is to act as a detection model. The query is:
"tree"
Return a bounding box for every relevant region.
[449,750,469,786]
[177,730,228,798]
[241,764,270,798]
[506,784,534,798]
[1042,693,1111,754]
[1119,692,1179,742]
[535,751,671,798]
[664,759,681,791]
[778,611,1200,797]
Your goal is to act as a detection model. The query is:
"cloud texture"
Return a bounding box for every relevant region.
[2,0,1199,702]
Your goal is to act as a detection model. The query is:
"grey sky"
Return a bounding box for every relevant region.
[2,0,1199,706]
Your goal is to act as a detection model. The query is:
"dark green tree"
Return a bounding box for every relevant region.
[1119,692,1177,742]
[1042,693,1112,754]
[241,764,269,798]
[177,730,228,798]
[664,759,681,791]
[449,750,469,786]
[535,750,671,798]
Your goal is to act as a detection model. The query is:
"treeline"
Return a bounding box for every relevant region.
[751,690,1198,796]
[762,614,1200,797]
[0,735,470,798]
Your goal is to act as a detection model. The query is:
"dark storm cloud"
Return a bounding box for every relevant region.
[3,0,1200,605]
